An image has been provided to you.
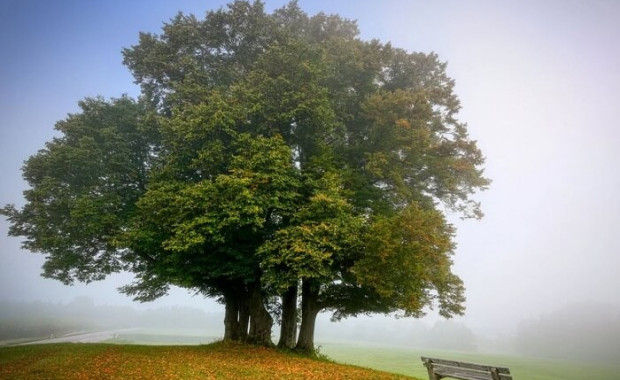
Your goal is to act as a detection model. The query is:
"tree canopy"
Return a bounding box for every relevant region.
[1,0,489,352]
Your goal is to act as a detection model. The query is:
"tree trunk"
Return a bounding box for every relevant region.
[296,279,321,353]
[238,294,250,342]
[278,285,298,349]
[223,293,240,341]
[247,282,274,346]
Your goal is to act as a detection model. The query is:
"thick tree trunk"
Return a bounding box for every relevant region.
[278,285,298,349]
[247,282,274,346]
[238,295,250,342]
[296,279,321,353]
[223,293,240,341]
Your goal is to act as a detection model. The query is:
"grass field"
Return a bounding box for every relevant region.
[4,331,619,379]
[319,341,620,380]
[0,342,415,380]
[103,331,620,380]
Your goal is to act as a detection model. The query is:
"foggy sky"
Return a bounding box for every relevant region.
[1,0,619,337]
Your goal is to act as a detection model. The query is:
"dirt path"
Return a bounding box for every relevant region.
[20,328,137,345]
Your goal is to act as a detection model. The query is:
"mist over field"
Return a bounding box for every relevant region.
[1,0,620,374]
[3,297,619,366]
[0,297,222,342]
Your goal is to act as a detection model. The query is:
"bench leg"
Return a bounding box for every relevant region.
[423,359,441,380]
[490,367,500,380]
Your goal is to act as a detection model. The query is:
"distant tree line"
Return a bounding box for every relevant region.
[515,302,620,363]
[0,297,221,341]
[317,317,477,351]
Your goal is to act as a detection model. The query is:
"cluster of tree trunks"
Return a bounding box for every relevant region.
[221,279,320,352]
[222,281,272,346]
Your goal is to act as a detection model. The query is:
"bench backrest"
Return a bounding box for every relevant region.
[421,357,513,380]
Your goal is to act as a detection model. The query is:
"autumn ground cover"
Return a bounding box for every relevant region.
[0,341,417,380]
[97,331,620,380]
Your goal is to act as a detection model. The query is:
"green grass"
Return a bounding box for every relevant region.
[0,342,416,379]
[6,332,618,379]
[319,341,620,380]
[104,332,219,345]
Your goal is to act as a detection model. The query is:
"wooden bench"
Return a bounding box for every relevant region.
[421,357,513,380]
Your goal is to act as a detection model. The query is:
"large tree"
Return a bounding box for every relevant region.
[2,1,489,352]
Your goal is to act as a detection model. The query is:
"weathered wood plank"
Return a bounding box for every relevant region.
[433,365,494,380]
[421,356,511,374]
[421,356,513,380]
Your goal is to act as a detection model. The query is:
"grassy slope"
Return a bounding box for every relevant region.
[0,342,417,380]
[320,342,620,380]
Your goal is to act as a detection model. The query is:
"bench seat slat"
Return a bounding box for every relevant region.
[433,365,495,380]
[421,356,513,380]
[421,356,511,374]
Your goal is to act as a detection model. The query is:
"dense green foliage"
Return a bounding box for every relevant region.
[1,1,489,351]
[2,97,155,284]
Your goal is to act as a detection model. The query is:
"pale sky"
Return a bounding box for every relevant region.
[1,0,619,337]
